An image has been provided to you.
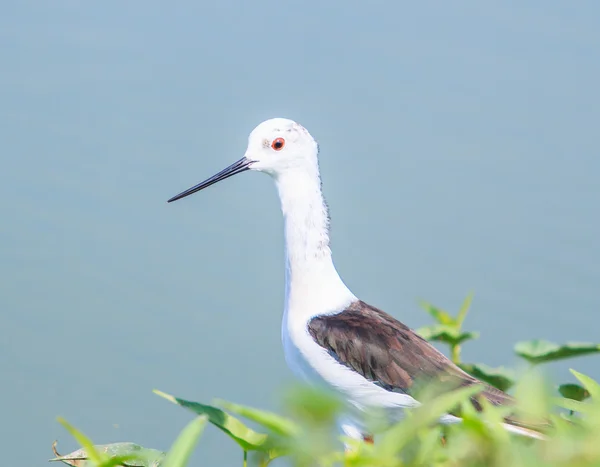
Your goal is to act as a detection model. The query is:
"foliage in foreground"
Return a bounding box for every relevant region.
[51,294,600,467]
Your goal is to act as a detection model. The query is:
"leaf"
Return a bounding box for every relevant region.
[473,397,513,443]
[514,340,600,364]
[282,385,343,425]
[50,441,164,467]
[419,301,455,325]
[162,416,207,467]
[416,324,479,346]
[379,384,484,456]
[55,418,106,466]
[413,425,444,466]
[459,363,516,392]
[415,325,445,341]
[570,369,600,400]
[552,396,592,414]
[278,386,344,463]
[154,390,269,451]
[455,292,474,327]
[214,399,299,437]
[454,393,489,437]
[558,383,591,402]
[512,369,552,424]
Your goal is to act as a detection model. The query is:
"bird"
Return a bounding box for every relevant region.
[167,117,547,443]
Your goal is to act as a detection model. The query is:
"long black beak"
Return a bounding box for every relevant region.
[167,158,253,203]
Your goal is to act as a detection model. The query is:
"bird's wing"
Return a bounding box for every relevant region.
[307,300,548,433]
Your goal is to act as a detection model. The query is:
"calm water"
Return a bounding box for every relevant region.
[1,2,599,465]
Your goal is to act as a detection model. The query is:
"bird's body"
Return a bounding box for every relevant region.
[168,118,546,441]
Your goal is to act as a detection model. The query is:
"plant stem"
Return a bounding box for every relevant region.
[451,344,461,364]
[243,450,247,467]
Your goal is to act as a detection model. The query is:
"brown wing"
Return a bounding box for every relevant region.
[308,300,549,432]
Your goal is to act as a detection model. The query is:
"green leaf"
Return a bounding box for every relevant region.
[413,425,444,466]
[552,396,592,414]
[512,369,552,423]
[514,340,600,364]
[459,363,516,392]
[282,385,343,425]
[154,390,269,451]
[379,384,484,456]
[472,397,513,443]
[50,441,163,467]
[570,369,600,400]
[278,386,344,464]
[419,301,455,325]
[55,418,106,466]
[162,416,207,467]
[455,292,474,327]
[214,399,299,437]
[416,324,479,346]
[558,383,591,402]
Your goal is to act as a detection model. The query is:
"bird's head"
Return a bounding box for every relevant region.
[168,118,319,203]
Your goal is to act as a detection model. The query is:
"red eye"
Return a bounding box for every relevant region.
[271,138,285,151]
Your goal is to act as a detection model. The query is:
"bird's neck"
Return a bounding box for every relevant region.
[275,169,355,319]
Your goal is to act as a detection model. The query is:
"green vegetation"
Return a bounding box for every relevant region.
[50,295,600,466]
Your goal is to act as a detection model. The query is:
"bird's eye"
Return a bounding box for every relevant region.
[271,138,285,151]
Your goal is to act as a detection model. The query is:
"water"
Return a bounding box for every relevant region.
[1,1,599,465]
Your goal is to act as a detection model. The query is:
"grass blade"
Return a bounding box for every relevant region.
[56,418,105,465]
[163,416,207,467]
[419,301,455,325]
[455,292,474,327]
[154,390,269,451]
[380,384,483,456]
[570,369,600,400]
[214,399,300,437]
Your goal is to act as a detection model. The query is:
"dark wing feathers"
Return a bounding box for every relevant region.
[308,300,549,432]
[307,300,488,395]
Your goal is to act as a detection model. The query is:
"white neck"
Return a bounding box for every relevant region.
[275,168,356,321]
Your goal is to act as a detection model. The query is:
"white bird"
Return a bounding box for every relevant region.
[168,118,547,443]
